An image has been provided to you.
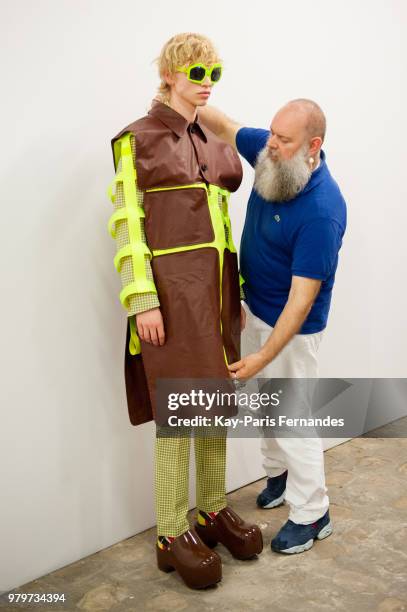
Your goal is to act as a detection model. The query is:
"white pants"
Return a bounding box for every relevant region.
[242,302,329,524]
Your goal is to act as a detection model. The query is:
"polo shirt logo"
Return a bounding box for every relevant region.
[274,214,281,222]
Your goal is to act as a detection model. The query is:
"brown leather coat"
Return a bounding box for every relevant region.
[111,101,243,426]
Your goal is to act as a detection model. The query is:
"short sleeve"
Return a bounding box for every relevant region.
[291,219,344,281]
[236,127,270,168]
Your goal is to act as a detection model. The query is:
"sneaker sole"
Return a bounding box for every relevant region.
[272,521,333,554]
[258,492,286,509]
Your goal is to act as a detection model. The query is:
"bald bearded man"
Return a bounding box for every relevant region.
[199,99,347,554]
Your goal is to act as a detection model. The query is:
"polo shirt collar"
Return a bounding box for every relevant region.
[148,99,207,142]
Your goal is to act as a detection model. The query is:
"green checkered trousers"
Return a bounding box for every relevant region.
[155,426,227,536]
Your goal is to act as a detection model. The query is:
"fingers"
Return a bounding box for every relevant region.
[147,325,157,346]
[228,359,252,381]
[136,322,165,346]
[150,327,159,346]
[228,360,244,381]
[150,324,166,347]
[231,367,247,381]
[157,322,166,346]
[227,360,242,372]
[137,322,146,342]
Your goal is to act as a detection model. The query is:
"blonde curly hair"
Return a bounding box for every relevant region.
[155,33,222,103]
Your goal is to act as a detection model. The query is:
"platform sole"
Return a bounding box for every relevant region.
[157,551,222,588]
[257,492,286,509]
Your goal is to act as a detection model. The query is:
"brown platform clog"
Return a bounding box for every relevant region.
[194,506,263,560]
[156,527,222,589]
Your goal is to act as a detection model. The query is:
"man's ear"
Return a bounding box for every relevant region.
[164,70,175,87]
[309,136,322,157]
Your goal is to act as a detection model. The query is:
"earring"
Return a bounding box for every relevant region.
[309,157,314,167]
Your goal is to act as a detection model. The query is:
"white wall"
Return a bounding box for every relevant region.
[1,0,405,592]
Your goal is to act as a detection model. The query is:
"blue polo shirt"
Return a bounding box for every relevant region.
[237,127,347,334]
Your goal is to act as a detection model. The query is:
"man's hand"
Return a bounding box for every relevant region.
[240,304,246,331]
[198,105,242,150]
[136,307,165,346]
[227,352,267,381]
[229,276,322,380]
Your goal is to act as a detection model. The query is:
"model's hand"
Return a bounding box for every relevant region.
[227,352,267,381]
[136,308,165,347]
[240,304,246,331]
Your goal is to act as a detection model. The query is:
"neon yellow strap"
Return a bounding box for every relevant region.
[107,172,130,203]
[112,138,123,171]
[239,273,245,287]
[108,208,127,238]
[107,179,115,203]
[121,136,142,232]
[114,241,153,274]
[108,205,146,239]
[129,316,141,355]
[111,169,136,187]
[117,131,156,289]
[120,280,157,309]
[207,184,228,365]
[216,186,230,197]
[146,182,207,193]
[222,192,237,253]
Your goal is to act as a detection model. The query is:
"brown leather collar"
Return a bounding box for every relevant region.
[148,99,207,142]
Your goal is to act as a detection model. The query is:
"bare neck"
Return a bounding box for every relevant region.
[168,92,197,124]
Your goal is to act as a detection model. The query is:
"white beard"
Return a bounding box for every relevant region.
[253,144,312,202]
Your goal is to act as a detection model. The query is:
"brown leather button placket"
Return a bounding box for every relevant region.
[188,125,209,183]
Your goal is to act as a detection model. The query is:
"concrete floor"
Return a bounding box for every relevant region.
[2,427,407,612]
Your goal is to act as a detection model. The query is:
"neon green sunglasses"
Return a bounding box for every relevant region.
[176,63,223,84]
